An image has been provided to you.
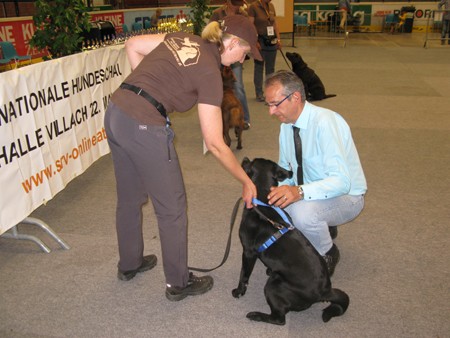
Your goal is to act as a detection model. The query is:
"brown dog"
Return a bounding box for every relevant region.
[221,66,244,150]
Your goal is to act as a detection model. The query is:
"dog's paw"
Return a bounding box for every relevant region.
[246,312,286,325]
[232,286,247,298]
[246,311,265,322]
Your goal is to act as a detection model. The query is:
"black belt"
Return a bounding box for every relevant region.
[120,83,170,126]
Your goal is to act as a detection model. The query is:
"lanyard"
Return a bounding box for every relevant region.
[258,0,271,21]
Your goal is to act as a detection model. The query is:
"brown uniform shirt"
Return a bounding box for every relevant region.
[248,1,277,36]
[209,5,248,23]
[112,32,222,125]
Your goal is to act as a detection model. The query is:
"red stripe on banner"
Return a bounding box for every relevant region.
[0,19,47,58]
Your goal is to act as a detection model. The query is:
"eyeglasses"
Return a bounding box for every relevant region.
[264,92,294,108]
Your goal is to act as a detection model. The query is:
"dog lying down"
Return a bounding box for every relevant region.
[286,52,336,101]
[232,157,349,325]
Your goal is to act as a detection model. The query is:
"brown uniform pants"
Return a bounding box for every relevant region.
[104,102,189,287]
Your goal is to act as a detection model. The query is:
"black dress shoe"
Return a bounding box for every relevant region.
[117,254,157,281]
[323,244,340,277]
[329,226,338,239]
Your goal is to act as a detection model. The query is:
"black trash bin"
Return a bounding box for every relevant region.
[401,6,415,33]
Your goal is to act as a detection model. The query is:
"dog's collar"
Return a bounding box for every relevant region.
[252,198,294,253]
[252,198,294,228]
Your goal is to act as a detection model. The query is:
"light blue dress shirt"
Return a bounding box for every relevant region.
[278,101,367,200]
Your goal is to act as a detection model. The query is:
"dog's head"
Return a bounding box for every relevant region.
[221,66,236,89]
[286,52,307,68]
[242,157,292,202]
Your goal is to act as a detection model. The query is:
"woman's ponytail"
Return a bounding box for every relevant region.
[201,21,224,53]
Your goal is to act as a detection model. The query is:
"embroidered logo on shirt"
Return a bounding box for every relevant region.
[165,37,200,67]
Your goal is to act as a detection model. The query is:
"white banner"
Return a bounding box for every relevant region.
[0,45,131,235]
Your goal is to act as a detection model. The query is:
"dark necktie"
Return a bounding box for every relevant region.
[293,126,303,185]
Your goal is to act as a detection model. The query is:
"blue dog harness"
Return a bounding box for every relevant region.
[251,198,295,253]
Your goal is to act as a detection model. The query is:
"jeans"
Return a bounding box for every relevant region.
[285,194,365,255]
[231,62,250,123]
[254,37,278,98]
[442,19,450,40]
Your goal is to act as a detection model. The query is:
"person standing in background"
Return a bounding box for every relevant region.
[150,8,162,29]
[438,0,450,45]
[210,0,252,129]
[247,0,281,102]
[338,0,351,32]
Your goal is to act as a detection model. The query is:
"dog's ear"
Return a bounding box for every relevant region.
[275,165,293,182]
[241,157,252,176]
[241,157,250,166]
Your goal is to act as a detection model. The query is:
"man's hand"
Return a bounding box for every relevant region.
[267,185,300,208]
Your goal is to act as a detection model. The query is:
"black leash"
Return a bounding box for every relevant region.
[188,197,243,273]
[251,198,294,229]
[252,205,291,230]
[279,49,292,70]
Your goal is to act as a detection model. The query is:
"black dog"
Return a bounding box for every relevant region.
[286,52,336,101]
[232,157,349,325]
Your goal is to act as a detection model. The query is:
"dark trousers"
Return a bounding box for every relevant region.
[104,102,189,287]
[442,19,450,40]
[254,37,278,98]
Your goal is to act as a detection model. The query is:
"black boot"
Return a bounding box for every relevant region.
[117,254,157,281]
[329,226,338,239]
[323,244,340,277]
[166,273,214,301]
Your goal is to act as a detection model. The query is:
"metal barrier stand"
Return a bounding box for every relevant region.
[291,10,357,48]
[424,10,449,48]
[291,10,390,48]
[1,217,70,253]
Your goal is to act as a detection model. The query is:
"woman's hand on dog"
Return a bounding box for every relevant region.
[243,181,257,209]
[268,185,301,207]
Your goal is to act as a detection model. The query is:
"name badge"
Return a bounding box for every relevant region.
[267,26,274,36]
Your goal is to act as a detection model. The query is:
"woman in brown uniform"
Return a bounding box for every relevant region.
[248,0,281,102]
[104,15,262,301]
